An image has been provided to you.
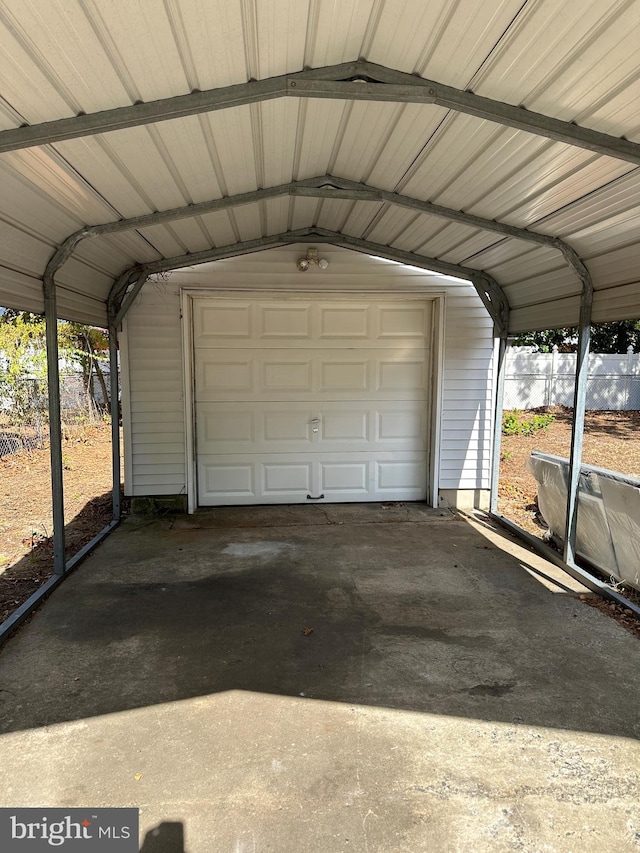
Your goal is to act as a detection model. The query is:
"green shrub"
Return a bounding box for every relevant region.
[502,410,554,436]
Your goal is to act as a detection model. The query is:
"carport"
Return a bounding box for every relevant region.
[1,1,640,846]
[1,0,640,628]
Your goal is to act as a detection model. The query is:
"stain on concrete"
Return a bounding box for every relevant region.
[379,624,496,648]
[222,541,296,559]
[467,681,517,697]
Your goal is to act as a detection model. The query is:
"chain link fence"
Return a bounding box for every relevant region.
[0,369,111,458]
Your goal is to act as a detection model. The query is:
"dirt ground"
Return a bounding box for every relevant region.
[499,408,640,638]
[0,422,116,622]
[499,408,640,535]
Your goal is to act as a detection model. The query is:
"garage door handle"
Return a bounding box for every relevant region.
[307,493,325,500]
[309,417,321,424]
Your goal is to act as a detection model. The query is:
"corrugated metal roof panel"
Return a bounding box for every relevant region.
[587,244,640,289]
[198,211,238,248]
[569,209,640,258]
[54,287,108,326]
[510,296,582,333]
[0,220,52,277]
[472,0,640,137]
[135,225,189,258]
[254,0,309,79]
[263,197,291,237]
[342,201,386,237]
[331,101,408,179]
[0,0,639,329]
[294,100,349,179]
[0,266,43,314]
[592,283,640,323]
[502,271,582,310]
[260,100,301,187]
[485,247,562,282]
[366,0,526,84]
[365,206,423,247]
[538,170,640,236]
[3,148,120,222]
[403,116,634,226]
[289,196,321,230]
[366,104,451,190]
[232,202,263,242]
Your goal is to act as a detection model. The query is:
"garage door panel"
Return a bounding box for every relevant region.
[259,303,312,339]
[201,358,254,393]
[194,302,253,341]
[264,410,312,442]
[320,359,369,392]
[377,458,425,490]
[378,304,429,338]
[198,452,427,504]
[193,297,432,506]
[193,299,431,348]
[263,462,312,495]
[198,402,426,454]
[322,411,368,442]
[263,359,313,393]
[377,358,426,392]
[320,462,369,494]
[319,304,370,339]
[202,409,256,444]
[196,349,429,401]
[201,462,255,498]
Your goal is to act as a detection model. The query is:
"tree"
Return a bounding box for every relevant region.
[0,311,110,423]
[513,320,640,354]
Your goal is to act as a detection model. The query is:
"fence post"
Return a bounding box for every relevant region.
[547,344,559,407]
[626,345,634,410]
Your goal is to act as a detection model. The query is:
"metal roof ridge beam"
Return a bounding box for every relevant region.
[1,62,638,165]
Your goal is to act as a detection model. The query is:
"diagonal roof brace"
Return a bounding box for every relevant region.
[1,61,639,165]
[106,228,510,334]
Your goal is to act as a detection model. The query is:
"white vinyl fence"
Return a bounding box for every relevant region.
[504,346,640,411]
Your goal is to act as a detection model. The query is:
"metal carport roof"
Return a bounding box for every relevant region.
[0,0,639,334]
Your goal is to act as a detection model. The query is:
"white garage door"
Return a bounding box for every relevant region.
[193,297,432,505]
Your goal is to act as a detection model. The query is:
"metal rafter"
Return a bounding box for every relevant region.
[45,175,589,331]
[105,228,509,333]
[55,174,579,258]
[1,61,639,164]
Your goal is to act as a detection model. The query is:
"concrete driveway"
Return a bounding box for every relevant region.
[0,504,639,852]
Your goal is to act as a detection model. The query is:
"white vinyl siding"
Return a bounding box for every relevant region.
[123,288,186,495]
[122,246,494,499]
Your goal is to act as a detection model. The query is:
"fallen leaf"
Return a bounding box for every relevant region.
[302,626,314,636]
[134,773,143,781]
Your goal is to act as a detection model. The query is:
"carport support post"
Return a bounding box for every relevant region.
[43,279,65,575]
[563,295,592,565]
[109,323,121,520]
[490,334,508,514]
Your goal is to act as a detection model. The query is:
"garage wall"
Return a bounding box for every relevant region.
[120,246,495,502]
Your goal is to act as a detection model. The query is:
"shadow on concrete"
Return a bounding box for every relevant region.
[0,503,639,740]
[140,822,185,852]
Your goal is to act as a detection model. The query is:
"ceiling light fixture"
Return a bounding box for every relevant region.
[297,247,329,271]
